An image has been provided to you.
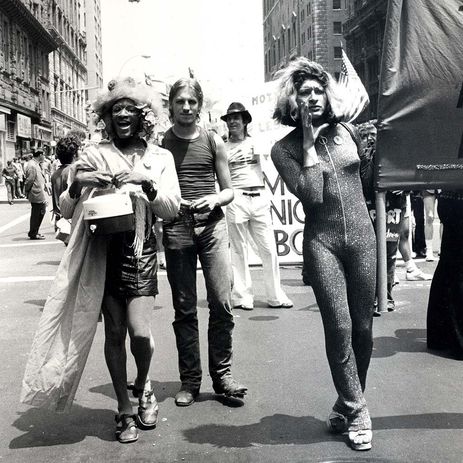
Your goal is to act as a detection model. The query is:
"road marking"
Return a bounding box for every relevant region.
[0,241,62,248]
[0,213,30,234]
[0,271,168,284]
[0,276,55,283]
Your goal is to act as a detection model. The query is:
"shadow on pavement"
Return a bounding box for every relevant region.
[88,382,245,408]
[183,414,342,448]
[24,299,46,308]
[248,315,280,321]
[36,260,61,266]
[89,380,180,404]
[299,302,319,312]
[9,405,114,448]
[372,329,427,358]
[183,412,463,448]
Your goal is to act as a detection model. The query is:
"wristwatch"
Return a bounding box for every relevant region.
[141,179,157,201]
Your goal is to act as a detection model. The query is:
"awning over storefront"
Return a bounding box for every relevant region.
[32,124,53,143]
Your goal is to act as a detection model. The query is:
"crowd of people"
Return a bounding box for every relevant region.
[1,156,27,204]
[15,56,461,452]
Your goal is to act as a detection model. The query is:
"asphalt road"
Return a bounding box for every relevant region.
[0,194,462,463]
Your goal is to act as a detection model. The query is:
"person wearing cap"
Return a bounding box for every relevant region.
[162,78,247,407]
[24,150,47,239]
[21,77,181,444]
[221,102,293,310]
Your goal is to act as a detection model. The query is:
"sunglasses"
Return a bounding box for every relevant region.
[111,104,140,116]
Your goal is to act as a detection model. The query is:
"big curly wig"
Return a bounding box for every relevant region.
[272,57,341,127]
[92,77,163,140]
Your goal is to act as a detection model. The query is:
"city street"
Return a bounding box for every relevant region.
[0,193,462,463]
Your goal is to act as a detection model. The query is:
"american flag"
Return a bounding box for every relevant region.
[337,48,370,122]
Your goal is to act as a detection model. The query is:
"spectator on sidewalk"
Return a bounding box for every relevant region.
[358,121,403,314]
[162,78,247,407]
[12,157,25,198]
[422,189,439,261]
[399,194,433,281]
[221,102,293,311]
[2,160,17,205]
[50,135,81,223]
[411,191,427,258]
[24,150,47,239]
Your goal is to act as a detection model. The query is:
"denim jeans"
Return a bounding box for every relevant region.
[163,210,234,391]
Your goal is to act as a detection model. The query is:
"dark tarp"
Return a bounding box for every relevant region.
[376,0,463,190]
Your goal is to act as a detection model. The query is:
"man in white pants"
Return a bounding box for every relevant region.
[222,102,293,310]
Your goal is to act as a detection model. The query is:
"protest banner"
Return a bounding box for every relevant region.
[376,0,463,190]
[240,82,304,264]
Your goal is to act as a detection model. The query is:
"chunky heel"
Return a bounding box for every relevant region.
[348,429,372,451]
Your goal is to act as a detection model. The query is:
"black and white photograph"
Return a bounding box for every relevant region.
[0,0,462,461]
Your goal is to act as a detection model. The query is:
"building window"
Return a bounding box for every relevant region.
[302,32,305,44]
[333,21,342,35]
[334,46,342,59]
[7,121,16,142]
[333,0,341,9]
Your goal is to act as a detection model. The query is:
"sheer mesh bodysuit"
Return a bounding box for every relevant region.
[271,124,376,429]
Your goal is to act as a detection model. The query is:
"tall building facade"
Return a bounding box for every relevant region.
[343,0,387,121]
[1,0,104,181]
[0,0,58,167]
[47,0,88,140]
[84,0,103,106]
[263,0,347,82]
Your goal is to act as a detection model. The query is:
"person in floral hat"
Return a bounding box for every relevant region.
[21,77,181,444]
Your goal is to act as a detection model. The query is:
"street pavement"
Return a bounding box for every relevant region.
[0,190,462,463]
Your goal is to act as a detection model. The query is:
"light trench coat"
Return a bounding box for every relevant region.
[20,140,181,412]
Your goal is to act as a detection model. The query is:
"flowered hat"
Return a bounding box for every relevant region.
[93,77,160,116]
[91,77,162,140]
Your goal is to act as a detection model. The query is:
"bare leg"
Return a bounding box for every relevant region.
[399,217,432,281]
[102,294,132,415]
[127,295,155,391]
[423,191,436,260]
[398,216,413,262]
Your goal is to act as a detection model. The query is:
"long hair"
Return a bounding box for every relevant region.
[168,78,203,121]
[272,57,339,127]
